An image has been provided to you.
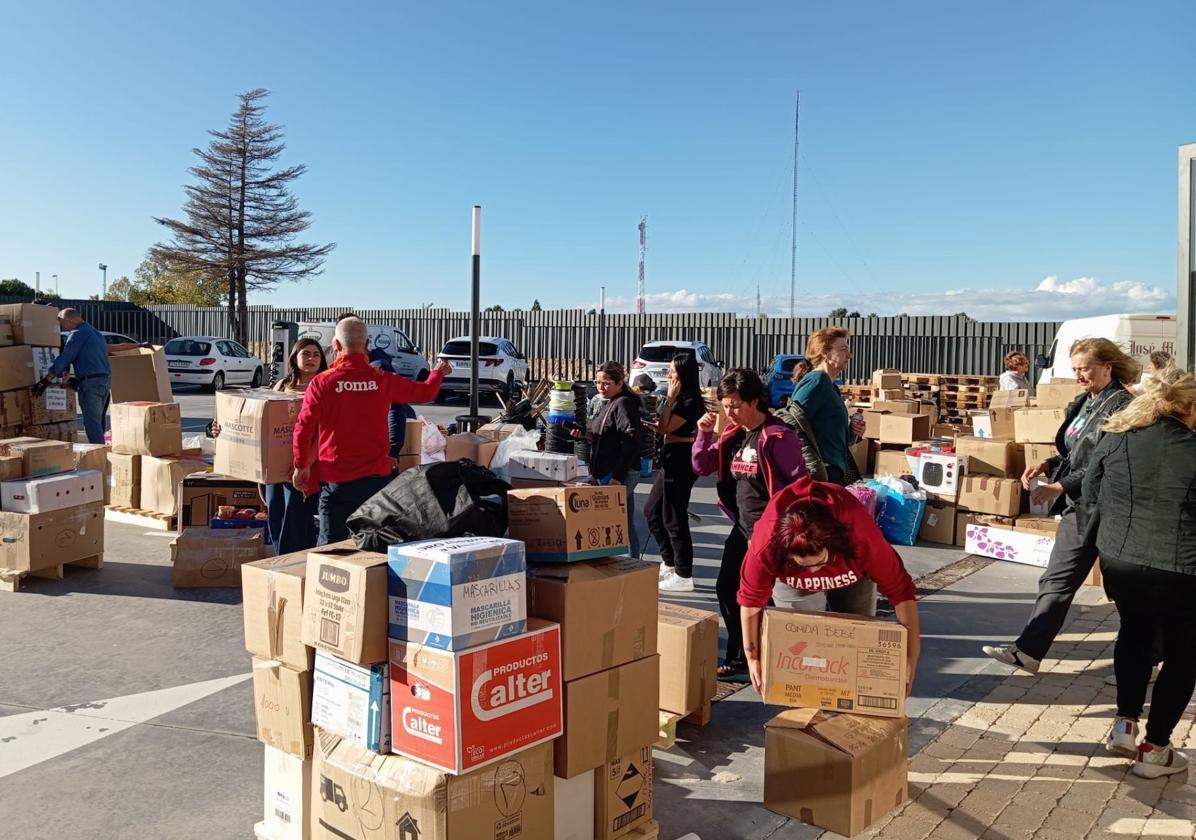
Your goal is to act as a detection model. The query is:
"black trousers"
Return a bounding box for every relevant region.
[1104,556,1196,747]
[317,474,391,546]
[644,443,698,578]
[1015,510,1098,661]
[716,526,750,665]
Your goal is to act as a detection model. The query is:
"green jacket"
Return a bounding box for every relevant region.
[771,401,829,482]
[1082,417,1196,575]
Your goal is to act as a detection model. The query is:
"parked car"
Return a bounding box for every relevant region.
[100,331,139,345]
[164,336,265,392]
[631,340,723,390]
[435,336,529,402]
[295,321,430,381]
[1035,313,1176,384]
[766,353,846,407]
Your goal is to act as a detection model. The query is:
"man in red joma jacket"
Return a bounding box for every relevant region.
[293,317,450,544]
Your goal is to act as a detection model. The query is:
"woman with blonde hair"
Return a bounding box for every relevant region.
[1083,368,1196,777]
[983,337,1140,674]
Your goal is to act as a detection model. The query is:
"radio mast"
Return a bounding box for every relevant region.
[790,90,800,319]
[637,217,647,315]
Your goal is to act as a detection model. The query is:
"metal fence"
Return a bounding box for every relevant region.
[1,297,1059,381]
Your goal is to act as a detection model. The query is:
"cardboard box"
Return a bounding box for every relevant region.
[0,453,22,482]
[477,421,527,441]
[401,418,423,455]
[170,526,265,587]
[0,303,60,347]
[956,475,1023,517]
[0,501,104,572]
[657,603,718,716]
[252,660,313,759]
[1024,442,1059,466]
[989,389,1031,408]
[179,473,264,528]
[860,410,888,441]
[1,437,74,478]
[0,389,29,427]
[912,451,964,500]
[873,448,914,478]
[261,745,311,840]
[510,476,565,490]
[0,346,58,391]
[954,436,1022,478]
[313,734,554,840]
[595,747,654,840]
[954,512,1015,546]
[1013,515,1061,535]
[72,443,111,503]
[311,650,391,753]
[932,422,969,439]
[1,468,104,514]
[764,708,908,837]
[965,522,1054,568]
[510,451,578,483]
[109,346,173,404]
[107,451,141,508]
[301,545,389,665]
[919,498,957,545]
[969,407,1018,440]
[25,420,77,443]
[761,608,907,718]
[28,385,76,426]
[387,536,527,650]
[445,431,490,462]
[878,414,930,446]
[557,655,660,778]
[872,400,918,414]
[141,455,209,516]
[871,369,903,390]
[555,770,596,840]
[388,620,563,774]
[528,557,658,682]
[243,547,328,672]
[0,316,11,346]
[509,484,631,562]
[1037,381,1085,409]
[214,390,305,484]
[871,388,905,402]
[111,401,183,456]
[396,453,421,474]
[1014,407,1067,444]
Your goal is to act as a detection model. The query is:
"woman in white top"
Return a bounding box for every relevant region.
[999,351,1032,393]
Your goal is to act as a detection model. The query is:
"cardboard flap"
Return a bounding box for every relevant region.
[809,713,902,756]
[766,707,822,731]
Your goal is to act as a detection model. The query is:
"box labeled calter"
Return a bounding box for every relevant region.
[388,619,563,774]
[508,484,630,562]
[761,608,907,718]
[387,536,527,650]
[215,390,305,484]
[311,650,391,753]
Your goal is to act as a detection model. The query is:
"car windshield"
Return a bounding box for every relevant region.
[778,357,806,373]
[442,340,498,357]
[638,345,690,363]
[165,339,211,356]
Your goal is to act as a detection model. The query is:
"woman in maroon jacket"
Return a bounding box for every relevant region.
[738,476,922,694]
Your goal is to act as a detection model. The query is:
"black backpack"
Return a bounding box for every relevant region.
[346,460,511,553]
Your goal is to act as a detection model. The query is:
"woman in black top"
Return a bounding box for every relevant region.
[644,353,706,591]
[578,362,644,558]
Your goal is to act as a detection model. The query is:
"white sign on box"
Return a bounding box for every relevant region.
[44,387,68,412]
[1,469,105,514]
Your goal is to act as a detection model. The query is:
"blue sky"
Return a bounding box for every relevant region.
[1,1,1192,319]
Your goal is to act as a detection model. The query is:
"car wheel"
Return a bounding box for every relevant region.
[209,371,225,393]
[250,366,263,388]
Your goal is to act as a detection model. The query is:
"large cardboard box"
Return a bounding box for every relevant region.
[261,745,311,840]
[873,448,914,478]
[215,390,305,485]
[871,369,903,390]
[989,389,1031,408]
[0,453,21,482]
[965,522,1054,568]
[311,650,391,753]
[969,407,1018,440]
[72,443,111,503]
[878,414,930,446]
[872,400,918,414]
[444,431,491,462]
[510,451,579,483]
[1014,407,1067,444]
[860,410,888,441]
[918,498,957,546]
[555,769,596,840]
[387,536,527,650]
[180,473,264,528]
[1037,381,1085,408]
[141,455,209,516]
[170,526,265,587]
[111,401,183,456]
[1,469,104,514]
[956,475,1023,518]
[657,603,718,716]
[954,436,1021,478]
[301,545,389,664]
[243,548,327,672]
[954,512,1015,547]
[0,389,29,427]
[764,708,908,837]
[1013,515,1061,535]
[388,620,563,774]
[27,385,75,426]
[509,484,631,562]
[527,557,658,682]
[313,734,554,840]
[0,346,56,391]
[1023,442,1059,465]
[25,420,76,443]
[252,660,313,759]
[109,346,173,404]
[761,609,907,718]
[108,451,141,508]
[477,421,527,442]
[595,747,654,840]
[1,437,74,478]
[0,303,60,347]
[557,655,660,779]
[0,502,104,572]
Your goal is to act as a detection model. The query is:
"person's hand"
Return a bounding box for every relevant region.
[667,378,682,400]
[433,359,453,377]
[1031,481,1064,507]
[849,412,866,436]
[698,411,718,433]
[1021,462,1046,491]
[569,427,584,439]
[292,466,311,490]
[748,657,764,695]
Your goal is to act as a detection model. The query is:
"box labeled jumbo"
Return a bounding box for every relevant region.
[261,744,311,840]
[557,655,660,779]
[1014,407,1067,444]
[966,523,1054,568]
[1,437,74,478]
[141,455,209,516]
[954,436,1021,478]
[555,769,595,840]
[1,469,103,514]
[170,526,265,587]
[0,502,104,572]
[527,557,657,681]
[313,734,554,840]
[0,303,59,346]
[243,547,330,672]
[877,414,930,446]
[107,451,141,508]
[657,602,718,716]
[252,659,313,759]
[215,390,305,484]
[595,747,654,840]
[761,609,907,718]
[956,475,1022,518]
[509,451,578,483]
[509,484,630,562]
[764,708,908,837]
[301,545,389,664]
[312,650,391,753]
[111,401,183,456]
[109,346,173,404]
[180,474,264,528]
[388,620,563,774]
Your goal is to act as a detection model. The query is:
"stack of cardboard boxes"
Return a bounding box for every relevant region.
[0,303,77,441]
[860,368,935,480]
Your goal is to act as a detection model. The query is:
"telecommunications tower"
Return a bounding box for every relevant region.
[637,217,647,315]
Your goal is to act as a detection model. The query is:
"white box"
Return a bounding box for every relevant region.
[965,523,1054,568]
[262,744,311,840]
[554,770,596,840]
[311,651,391,753]
[915,452,965,498]
[1028,476,1052,516]
[0,469,105,514]
[509,451,579,482]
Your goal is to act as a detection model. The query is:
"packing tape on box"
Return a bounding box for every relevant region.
[266,577,286,660]
[607,709,620,759]
[601,630,615,670]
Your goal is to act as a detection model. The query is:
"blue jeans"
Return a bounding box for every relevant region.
[264,482,320,556]
[77,375,111,444]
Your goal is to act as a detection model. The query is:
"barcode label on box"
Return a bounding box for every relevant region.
[320,618,341,646]
[858,695,899,710]
[274,808,292,824]
[878,629,903,644]
[614,805,647,830]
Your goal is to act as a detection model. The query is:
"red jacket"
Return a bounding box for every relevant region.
[293,353,443,485]
[737,476,916,608]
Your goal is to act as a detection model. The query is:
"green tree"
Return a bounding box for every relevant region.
[846,310,862,318]
[829,307,848,318]
[134,252,223,305]
[867,312,878,318]
[0,278,38,297]
[484,304,505,312]
[531,299,543,311]
[104,276,146,304]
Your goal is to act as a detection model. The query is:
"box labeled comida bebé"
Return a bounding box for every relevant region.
[215,390,304,485]
[387,536,527,650]
[301,545,390,665]
[388,619,563,774]
[761,608,907,719]
[509,484,630,562]
[261,744,311,840]
[1,468,103,514]
[0,501,104,573]
[111,401,183,456]
[311,650,391,753]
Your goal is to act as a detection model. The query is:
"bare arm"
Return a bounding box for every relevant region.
[894,599,921,695]
[741,606,765,694]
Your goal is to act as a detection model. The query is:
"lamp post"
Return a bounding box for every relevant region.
[98,263,108,299]
[52,274,58,296]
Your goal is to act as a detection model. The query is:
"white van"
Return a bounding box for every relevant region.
[1036,314,1176,384]
[295,321,430,380]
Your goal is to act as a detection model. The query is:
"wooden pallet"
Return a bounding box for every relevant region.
[940,375,999,386]
[0,554,103,593]
[901,374,942,385]
[104,505,176,530]
[655,679,744,749]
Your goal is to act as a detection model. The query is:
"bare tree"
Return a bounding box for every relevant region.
[153,88,334,344]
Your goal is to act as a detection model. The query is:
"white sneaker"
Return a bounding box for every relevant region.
[981,644,1041,675]
[1106,716,1139,758]
[659,574,695,593]
[1132,742,1189,779]
[659,565,674,581]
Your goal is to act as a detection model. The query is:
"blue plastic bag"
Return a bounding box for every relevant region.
[867,477,927,546]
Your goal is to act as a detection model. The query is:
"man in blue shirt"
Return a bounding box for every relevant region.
[38,309,111,443]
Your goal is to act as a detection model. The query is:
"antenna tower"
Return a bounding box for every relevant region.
[790,89,800,319]
[637,217,647,315]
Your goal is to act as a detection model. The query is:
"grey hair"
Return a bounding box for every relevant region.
[334,317,368,350]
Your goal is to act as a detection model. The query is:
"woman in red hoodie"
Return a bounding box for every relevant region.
[738,476,922,694]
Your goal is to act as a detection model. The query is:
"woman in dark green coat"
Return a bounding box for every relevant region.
[1083,366,1196,780]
